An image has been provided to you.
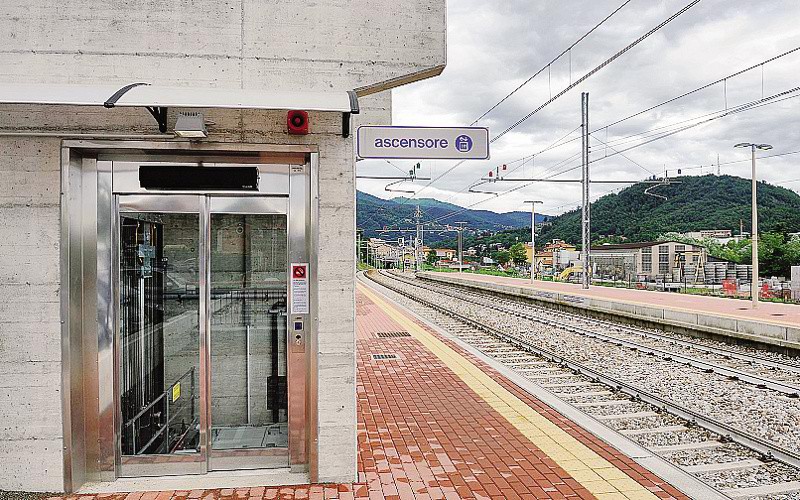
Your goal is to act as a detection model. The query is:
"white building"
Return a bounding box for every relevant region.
[592,241,707,280]
[0,2,445,493]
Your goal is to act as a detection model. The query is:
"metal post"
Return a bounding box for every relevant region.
[458,230,463,272]
[581,92,591,289]
[751,146,759,309]
[735,142,771,307]
[531,204,536,283]
[524,201,542,284]
[165,390,170,450]
[415,205,423,272]
[454,221,467,273]
[246,324,251,424]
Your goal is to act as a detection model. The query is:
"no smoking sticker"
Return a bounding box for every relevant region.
[291,263,309,314]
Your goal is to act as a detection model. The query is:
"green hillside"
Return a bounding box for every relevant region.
[538,175,800,244]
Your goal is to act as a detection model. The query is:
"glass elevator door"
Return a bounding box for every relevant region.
[208,212,288,470]
[118,199,205,476]
[117,195,290,476]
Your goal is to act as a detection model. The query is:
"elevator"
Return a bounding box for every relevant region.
[61,142,318,486]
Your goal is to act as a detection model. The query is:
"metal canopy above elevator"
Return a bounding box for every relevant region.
[0,82,359,135]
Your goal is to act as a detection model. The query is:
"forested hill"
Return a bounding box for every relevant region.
[538,174,800,244]
[357,191,545,241]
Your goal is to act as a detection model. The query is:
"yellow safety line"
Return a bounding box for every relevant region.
[359,283,660,500]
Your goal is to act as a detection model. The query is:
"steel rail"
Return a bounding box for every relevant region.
[408,276,800,396]
[368,270,800,469]
[422,275,800,375]
[570,316,800,375]
[389,271,800,382]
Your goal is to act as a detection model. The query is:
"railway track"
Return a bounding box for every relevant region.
[364,270,800,499]
[387,271,800,392]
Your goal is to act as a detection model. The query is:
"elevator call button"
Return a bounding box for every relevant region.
[291,316,305,352]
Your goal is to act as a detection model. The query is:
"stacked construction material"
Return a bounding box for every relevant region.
[704,262,732,284]
[736,264,753,283]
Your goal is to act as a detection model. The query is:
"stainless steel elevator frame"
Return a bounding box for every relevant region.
[60,141,320,491]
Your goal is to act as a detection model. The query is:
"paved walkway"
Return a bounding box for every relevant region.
[356,285,683,500]
[434,273,800,327]
[50,286,686,500]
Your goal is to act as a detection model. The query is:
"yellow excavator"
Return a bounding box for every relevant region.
[556,266,582,282]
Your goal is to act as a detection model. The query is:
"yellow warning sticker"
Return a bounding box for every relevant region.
[172,382,181,402]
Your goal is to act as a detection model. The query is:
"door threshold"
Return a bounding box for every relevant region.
[77,468,309,494]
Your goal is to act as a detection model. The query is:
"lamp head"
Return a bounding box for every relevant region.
[174,112,208,138]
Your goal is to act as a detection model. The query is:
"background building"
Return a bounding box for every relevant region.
[592,241,707,281]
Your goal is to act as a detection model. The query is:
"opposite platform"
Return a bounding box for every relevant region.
[419,271,800,351]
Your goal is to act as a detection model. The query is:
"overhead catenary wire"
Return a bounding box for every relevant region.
[362,8,800,233]
[492,0,703,142]
[589,134,656,176]
[469,46,800,178]
[523,87,800,183]
[424,87,800,226]
[400,1,698,203]
[439,125,583,206]
[675,148,800,174]
[470,0,634,125]
[487,85,800,186]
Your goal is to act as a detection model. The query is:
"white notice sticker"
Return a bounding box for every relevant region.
[290,263,309,314]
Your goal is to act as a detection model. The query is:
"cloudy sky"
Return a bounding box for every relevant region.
[356,0,800,217]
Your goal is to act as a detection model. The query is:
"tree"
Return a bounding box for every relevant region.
[759,232,800,277]
[492,250,511,266]
[426,249,437,266]
[509,242,527,265]
[537,175,800,244]
[785,237,800,275]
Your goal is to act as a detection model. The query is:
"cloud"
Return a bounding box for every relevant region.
[356,0,800,217]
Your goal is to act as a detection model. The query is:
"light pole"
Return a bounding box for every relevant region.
[454,222,467,272]
[734,142,772,308]
[524,200,543,283]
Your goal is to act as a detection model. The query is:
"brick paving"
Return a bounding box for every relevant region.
[50,288,687,500]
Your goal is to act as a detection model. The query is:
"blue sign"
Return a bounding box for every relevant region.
[455,134,473,153]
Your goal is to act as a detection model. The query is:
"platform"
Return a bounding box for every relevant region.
[419,272,800,352]
[48,283,695,500]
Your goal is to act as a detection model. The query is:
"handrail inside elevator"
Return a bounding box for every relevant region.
[123,367,196,455]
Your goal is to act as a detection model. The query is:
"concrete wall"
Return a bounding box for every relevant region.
[0,1,446,92]
[0,137,64,491]
[0,0,446,491]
